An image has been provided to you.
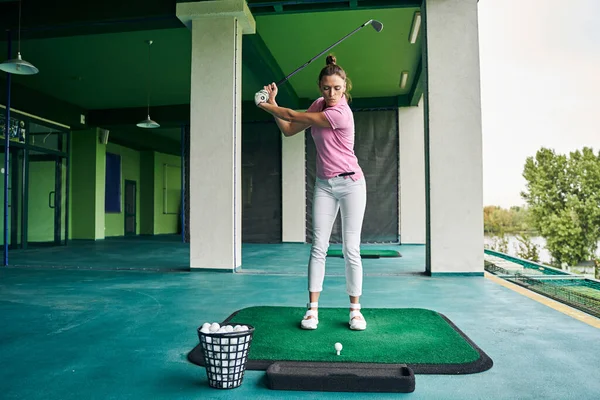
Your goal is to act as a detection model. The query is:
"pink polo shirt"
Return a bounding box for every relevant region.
[307,95,363,181]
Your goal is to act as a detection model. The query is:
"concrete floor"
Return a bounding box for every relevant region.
[1,240,599,399]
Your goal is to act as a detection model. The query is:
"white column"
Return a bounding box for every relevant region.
[423,0,484,275]
[281,130,306,242]
[398,97,426,244]
[177,1,255,270]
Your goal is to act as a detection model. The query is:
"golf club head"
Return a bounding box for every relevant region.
[369,20,383,32]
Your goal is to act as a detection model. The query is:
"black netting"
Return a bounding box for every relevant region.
[182,122,282,243]
[241,122,282,243]
[306,110,399,243]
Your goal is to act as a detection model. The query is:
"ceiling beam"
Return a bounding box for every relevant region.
[247,0,421,16]
[87,104,189,129]
[0,77,87,129]
[408,59,423,106]
[108,130,181,156]
[243,33,300,110]
[0,0,181,40]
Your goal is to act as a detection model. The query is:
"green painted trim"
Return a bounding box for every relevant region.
[396,95,411,107]
[484,249,571,276]
[347,96,407,110]
[421,0,431,274]
[429,272,484,277]
[409,59,423,106]
[243,33,300,110]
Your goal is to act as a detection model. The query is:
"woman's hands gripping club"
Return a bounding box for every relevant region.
[254,83,278,106]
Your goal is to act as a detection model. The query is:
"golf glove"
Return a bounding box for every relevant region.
[255,90,269,106]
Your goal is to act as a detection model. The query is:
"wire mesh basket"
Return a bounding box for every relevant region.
[197,324,255,389]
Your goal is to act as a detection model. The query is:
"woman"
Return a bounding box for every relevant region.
[256,55,367,331]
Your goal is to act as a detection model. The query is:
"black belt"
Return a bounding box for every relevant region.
[337,172,355,177]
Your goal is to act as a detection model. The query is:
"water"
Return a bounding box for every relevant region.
[484,234,600,266]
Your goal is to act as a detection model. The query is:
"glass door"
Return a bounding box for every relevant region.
[27,151,67,246]
[0,145,25,249]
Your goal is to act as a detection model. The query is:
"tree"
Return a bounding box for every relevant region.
[483,205,533,235]
[515,233,540,262]
[521,147,600,268]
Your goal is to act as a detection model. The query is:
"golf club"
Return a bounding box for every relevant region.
[255,19,383,104]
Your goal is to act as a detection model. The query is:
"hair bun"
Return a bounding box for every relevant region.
[326,55,337,66]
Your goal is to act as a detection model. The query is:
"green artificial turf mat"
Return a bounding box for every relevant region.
[188,306,493,374]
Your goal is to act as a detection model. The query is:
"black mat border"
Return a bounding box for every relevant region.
[327,250,402,259]
[188,308,493,375]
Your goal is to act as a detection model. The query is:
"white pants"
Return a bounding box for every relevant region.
[308,176,367,296]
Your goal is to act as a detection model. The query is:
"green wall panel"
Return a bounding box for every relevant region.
[153,152,182,235]
[140,151,155,235]
[70,129,105,240]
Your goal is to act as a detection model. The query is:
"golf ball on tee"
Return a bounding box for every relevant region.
[335,342,343,355]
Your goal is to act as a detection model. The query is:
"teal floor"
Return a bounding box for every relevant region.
[8,237,425,275]
[1,239,599,399]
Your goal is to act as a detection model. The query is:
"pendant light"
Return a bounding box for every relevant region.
[0,0,39,75]
[137,39,159,128]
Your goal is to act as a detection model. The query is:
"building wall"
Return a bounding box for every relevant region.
[153,152,182,235]
[399,97,426,244]
[70,129,105,240]
[104,143,140,237]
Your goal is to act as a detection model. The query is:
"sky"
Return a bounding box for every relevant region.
[477,0,600,208]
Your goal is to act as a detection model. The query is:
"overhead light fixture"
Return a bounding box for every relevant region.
[400,71,409,89]
[137,39,160,129]
[0,0,39,75]
[409,11,421,44]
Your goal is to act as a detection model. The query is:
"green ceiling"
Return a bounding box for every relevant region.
[255,8,421,100]
[0,0,423,152]
[1,28,193,109]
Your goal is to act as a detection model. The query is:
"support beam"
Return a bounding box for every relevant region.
[0,77,86,129]
[87,104,190,129]
[0,0,181,40]
[246,0,421,16]
[107,130,181,156]
[422,0,484,275]
[176,0,255,271]
[90,96,413,128]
